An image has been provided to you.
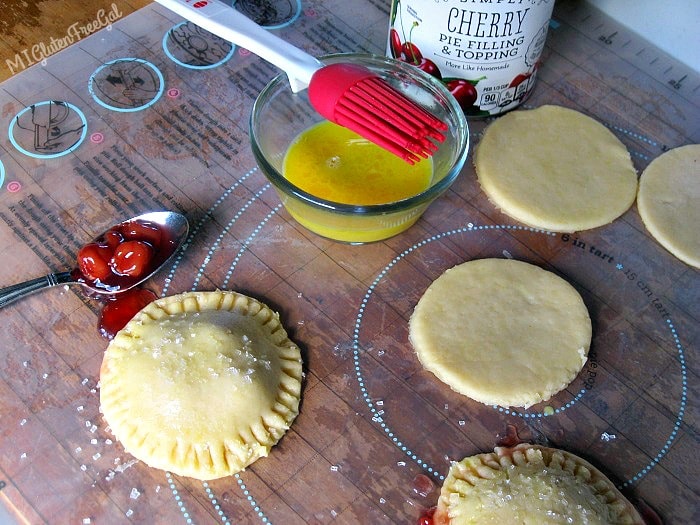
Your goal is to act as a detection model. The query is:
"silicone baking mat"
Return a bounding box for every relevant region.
[0,0,697,523]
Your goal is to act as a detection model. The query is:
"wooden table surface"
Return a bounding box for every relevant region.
[0,0,148,83]
[0,1,697,524]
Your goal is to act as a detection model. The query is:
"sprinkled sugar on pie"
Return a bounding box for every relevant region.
[435,444,644,524]
[99,290,303,480]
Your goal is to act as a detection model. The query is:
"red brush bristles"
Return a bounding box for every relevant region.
[308,63,449,164]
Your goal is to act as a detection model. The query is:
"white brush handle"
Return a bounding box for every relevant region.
[155,0,322,92]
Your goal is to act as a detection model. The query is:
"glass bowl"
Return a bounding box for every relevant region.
[250,53,469,244]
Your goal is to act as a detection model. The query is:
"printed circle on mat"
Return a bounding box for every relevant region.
[637,144,700,269]
[0,160,4,189]
[351,225,688,492]
[233,0,302,28]
[88,58,164,112]
[8,101,87,159]
[163,21,235,69]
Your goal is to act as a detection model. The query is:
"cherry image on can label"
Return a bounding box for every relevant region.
[387,0,555,117]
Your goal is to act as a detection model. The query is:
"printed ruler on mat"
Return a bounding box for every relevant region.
[554,0,699,104]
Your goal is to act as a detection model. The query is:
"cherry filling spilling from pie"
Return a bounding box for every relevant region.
[417,507,439,525]
[73,219,177,338]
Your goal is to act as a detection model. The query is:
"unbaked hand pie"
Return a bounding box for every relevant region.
[409,259,591,408]
[435,444,644,524]
[99,290,303,480]
[637,144,700,268]
[474,105,638,232]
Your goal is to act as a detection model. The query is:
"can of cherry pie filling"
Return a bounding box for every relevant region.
[387,0,555,117]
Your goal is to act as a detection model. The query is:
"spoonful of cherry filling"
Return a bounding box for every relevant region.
[0,211,189,320]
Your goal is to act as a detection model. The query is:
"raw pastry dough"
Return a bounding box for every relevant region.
[474,105,638,232]
[637,144,700,268]
[435,444,644,524]
[409,259,591,408]
[100,290,303,480]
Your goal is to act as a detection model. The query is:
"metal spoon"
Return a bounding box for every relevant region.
[0,211,189,309]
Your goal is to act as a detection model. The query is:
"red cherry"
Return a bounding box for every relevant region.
[389,28,403,59]
[402,41,422,62]
[119,219,162,246]
[77,242,113,281]
[416,58,441,79]
[98,288,157,339]
[100,229,124,251]
[109,240,154,277]
[397,56,440,79]
[417,507,436,525]
[446,79,478,110]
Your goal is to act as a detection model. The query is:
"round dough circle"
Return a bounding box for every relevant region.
[435,444,644,524]
[637,144,700,268]
[474,105,638,232]
[100,290,303,480]
[409,259,591,408]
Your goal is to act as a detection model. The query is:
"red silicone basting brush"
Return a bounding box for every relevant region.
[155,0,448,164]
